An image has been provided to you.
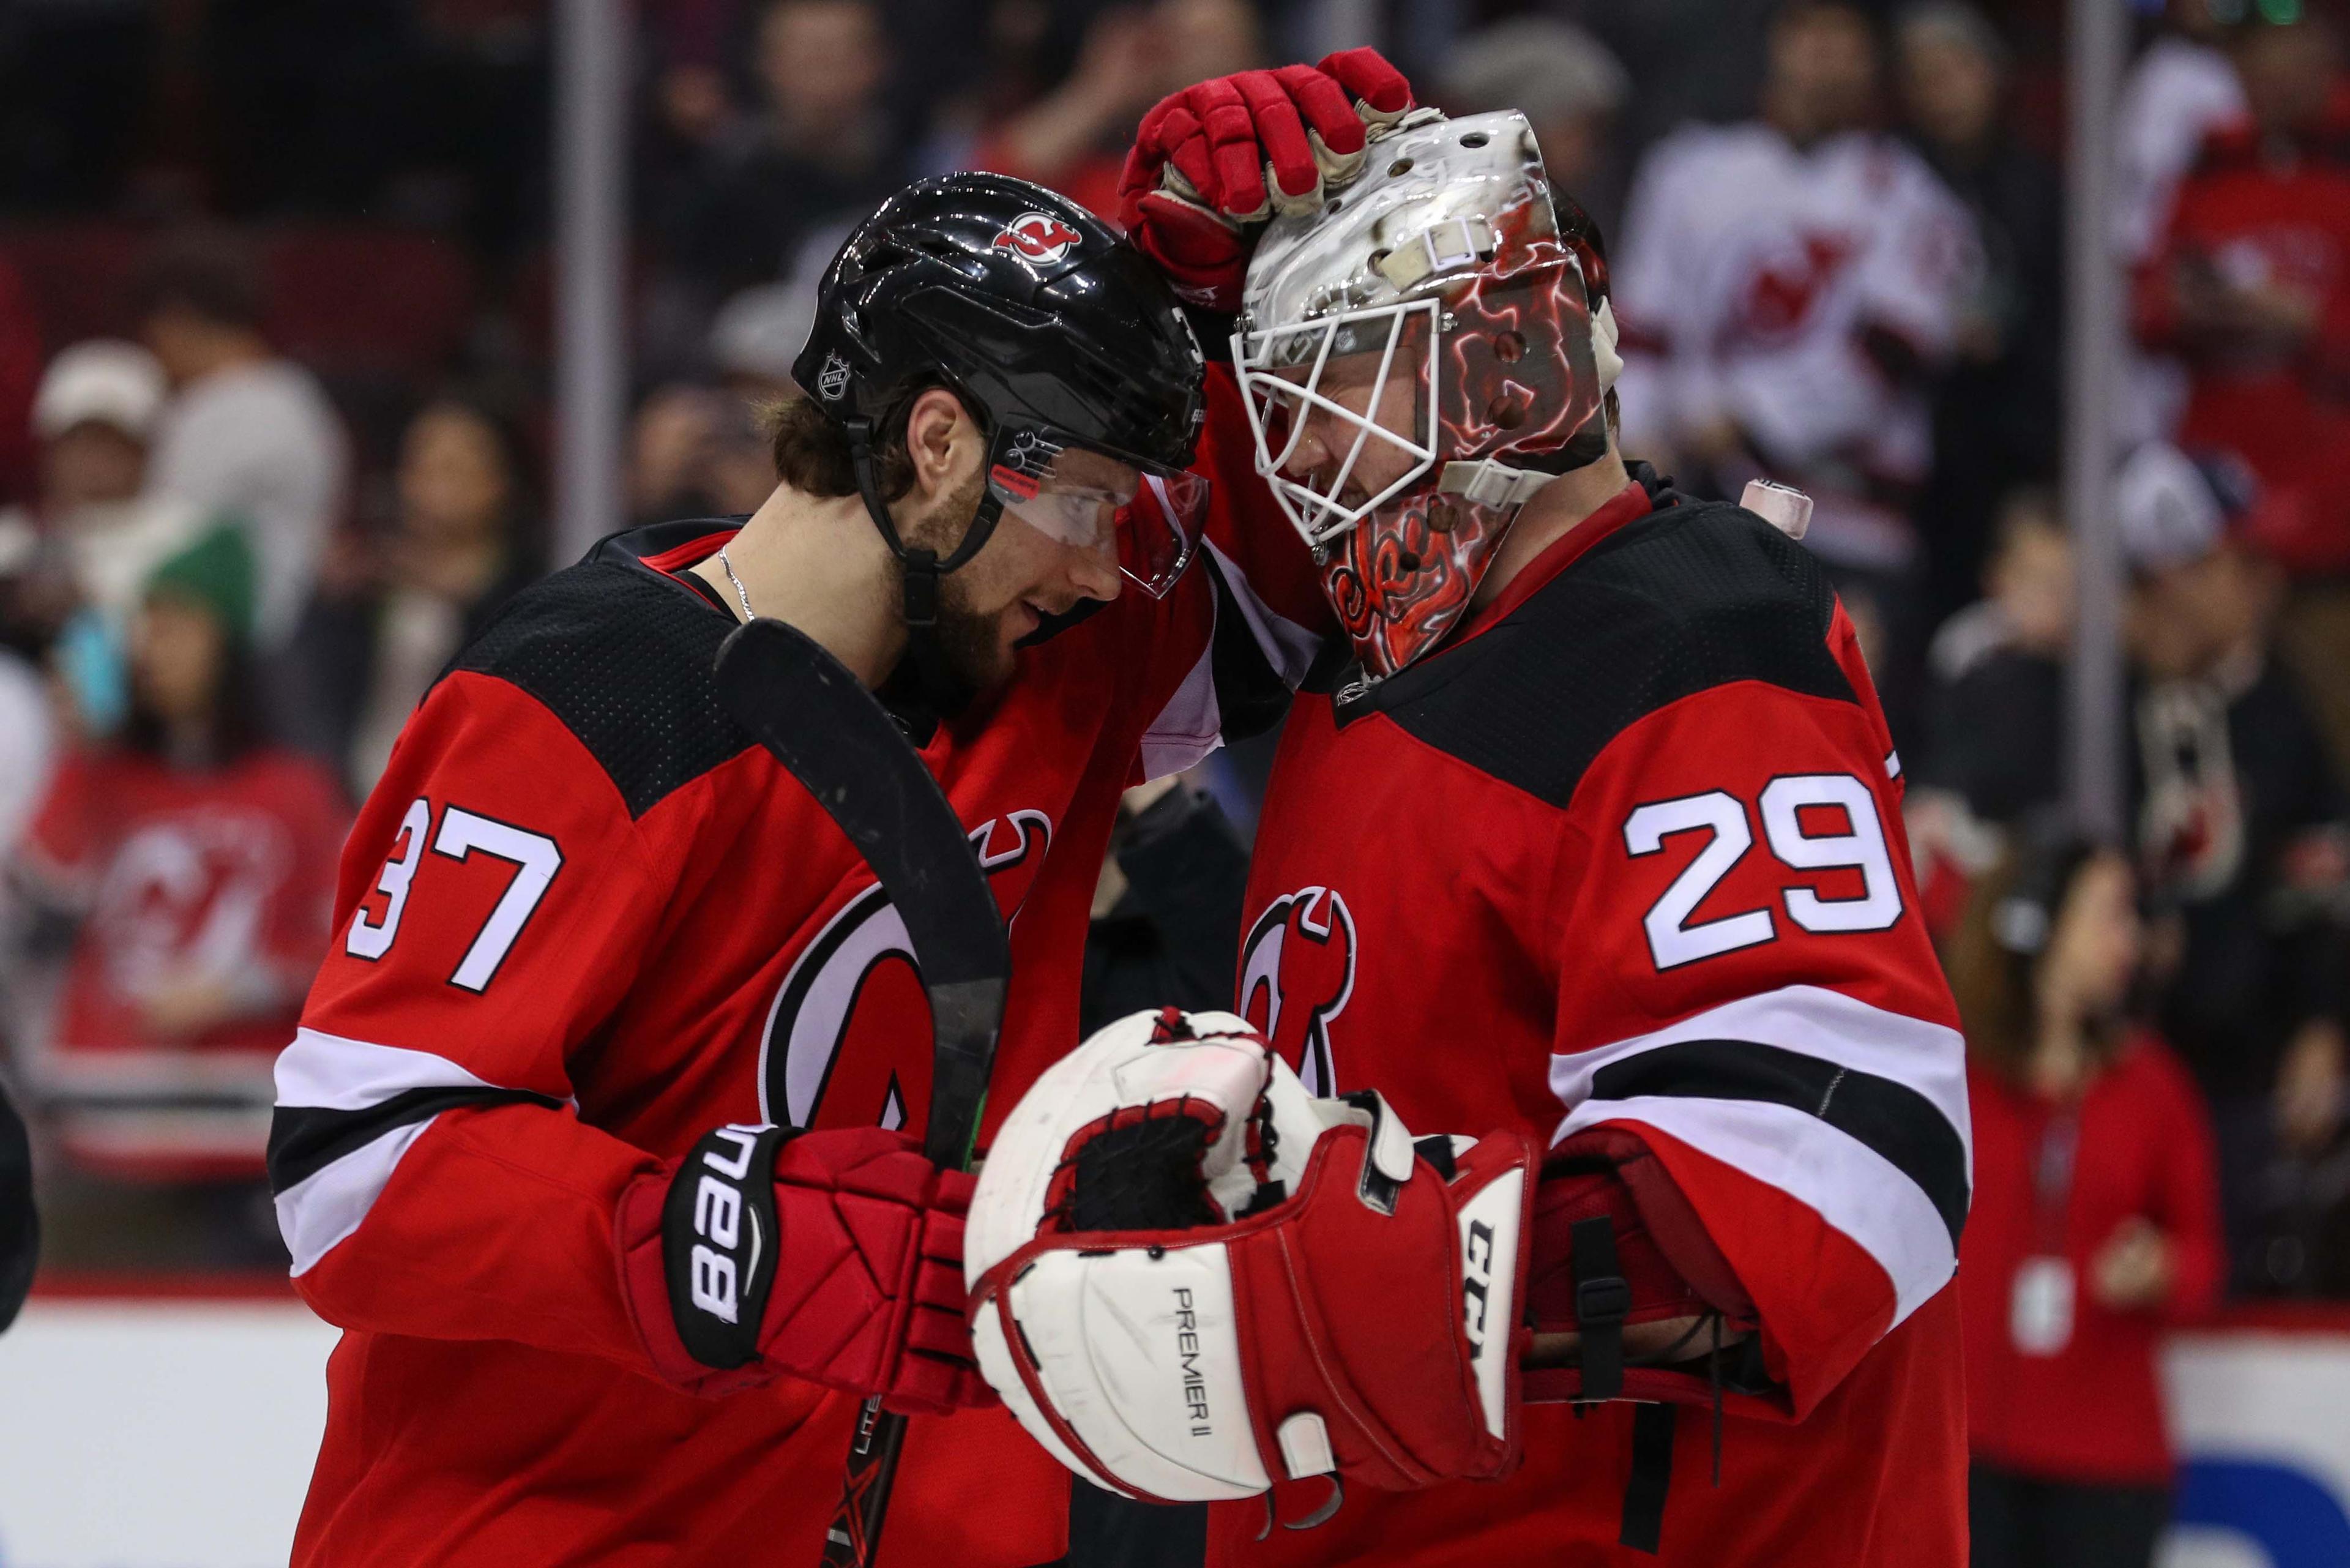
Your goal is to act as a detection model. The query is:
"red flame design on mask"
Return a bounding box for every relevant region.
[1324,186,1605,679]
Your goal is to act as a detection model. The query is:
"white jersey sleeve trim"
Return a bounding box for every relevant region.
[1548,984,1971,1326]
[272,1026,547,1276]
[1553,1093,1957,1326]
[1141,638,1222,782]
[1548,984,1971,1179]
[275,1025,501,1111]
[277,1117,439,1276]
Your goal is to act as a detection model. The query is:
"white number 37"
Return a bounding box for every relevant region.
[1622,774,1901,970]
[345,797,564,992]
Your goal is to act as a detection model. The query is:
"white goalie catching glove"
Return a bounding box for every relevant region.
[965,1007,1537,1512]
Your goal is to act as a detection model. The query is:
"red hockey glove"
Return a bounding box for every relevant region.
[966,1009,1535,1507]
[616,1124,991,1413]
[1117,48,1412,311]
[1521,1129,1762,1408]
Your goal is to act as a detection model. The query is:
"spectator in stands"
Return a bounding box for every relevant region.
[709,278,818,400]
[134,231,349,652]
[0,614,50,871]
[627,383,777,529]
[969,0,1263,218]
[2138,9,2350,773]
[283,397,539,797]
[2115,0,2248,447]
[1896,2,2063,629]
[11,526,345,1263]
[1908,488,2072,934]
[2116,441,2350,1293]
[1946,832,2225,1568]
[1441,18,1630,237]
[1613,0,1977,715]
[0,342,210,637]
[2117,0,2247,269]
[670,0,901,304]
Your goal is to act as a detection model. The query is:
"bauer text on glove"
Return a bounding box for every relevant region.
[616,1123,993,1411]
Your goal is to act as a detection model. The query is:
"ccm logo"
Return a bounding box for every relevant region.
[1462,1220,1496,1359]
[688,1126,765,1324]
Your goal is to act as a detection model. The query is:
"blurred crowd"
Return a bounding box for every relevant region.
[2,0,2350,1555]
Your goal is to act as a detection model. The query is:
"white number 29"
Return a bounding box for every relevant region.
[1622,774,1901,971]
[344,797,563,993]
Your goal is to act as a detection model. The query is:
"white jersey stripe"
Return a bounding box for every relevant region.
[1553,1093,1957,1326]
[1547,984,1971,1181]
[275,1026,501,1111]
[274,1027,535,1275]
[1140,638,1222,782]
[277,1118,439,1276]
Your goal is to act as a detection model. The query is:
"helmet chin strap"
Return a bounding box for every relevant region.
[1434,457,1557,510]
[846,416,1007,715]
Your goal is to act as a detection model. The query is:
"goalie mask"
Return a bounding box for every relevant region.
[1234,110,1622,680]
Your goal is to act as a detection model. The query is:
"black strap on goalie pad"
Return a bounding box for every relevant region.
[663,1124,799,1368]
[1619,1403,1677,1554]
[1570,1215,1632,1402]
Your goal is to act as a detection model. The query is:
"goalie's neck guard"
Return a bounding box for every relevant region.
[1232,109,1622,681]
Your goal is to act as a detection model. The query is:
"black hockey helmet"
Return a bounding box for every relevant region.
[793,172,1211,622]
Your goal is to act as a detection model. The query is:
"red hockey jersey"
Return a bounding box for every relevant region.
[1224,474,1970,1565]
[23,745,346,1178]
[269,376,1321,1568]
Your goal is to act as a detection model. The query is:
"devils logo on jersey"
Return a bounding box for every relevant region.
[760,810,1050,1131]
[1237,886,1356,1095]
[993,213,1083,264]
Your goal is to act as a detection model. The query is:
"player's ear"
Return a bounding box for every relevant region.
[902,387,975,501]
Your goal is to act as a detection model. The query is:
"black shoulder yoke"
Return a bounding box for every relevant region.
[444,522,754,819]
[1341,499,1859,808]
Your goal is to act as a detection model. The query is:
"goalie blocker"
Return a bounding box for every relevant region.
[964,1009,1750,1518]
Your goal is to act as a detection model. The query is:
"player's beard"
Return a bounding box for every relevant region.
[894,469,1018,696]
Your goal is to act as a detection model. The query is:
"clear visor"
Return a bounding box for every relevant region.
[1233,299,1440,548]
[987,439,1209,599]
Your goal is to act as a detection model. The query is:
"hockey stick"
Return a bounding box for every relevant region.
[712,617,1010,1568]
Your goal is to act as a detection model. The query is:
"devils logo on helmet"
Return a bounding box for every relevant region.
[993,212,1084,264]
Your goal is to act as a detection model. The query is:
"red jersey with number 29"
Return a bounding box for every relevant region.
[1225,472,1970,1566]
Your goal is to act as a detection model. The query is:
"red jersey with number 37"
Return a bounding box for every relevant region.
[1225,474,1971,1566]
[269,372,1321,1568]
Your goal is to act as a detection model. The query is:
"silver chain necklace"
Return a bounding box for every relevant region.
[715,544,755,621]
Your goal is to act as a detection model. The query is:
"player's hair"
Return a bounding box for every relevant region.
[764,380,955,502]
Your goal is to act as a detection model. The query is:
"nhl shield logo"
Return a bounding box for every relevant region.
[993,212,1083,265]
[815,351,851,402]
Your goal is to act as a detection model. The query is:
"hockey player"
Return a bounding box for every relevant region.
[263,157,1386,1565]
[982,105,1972,1564]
